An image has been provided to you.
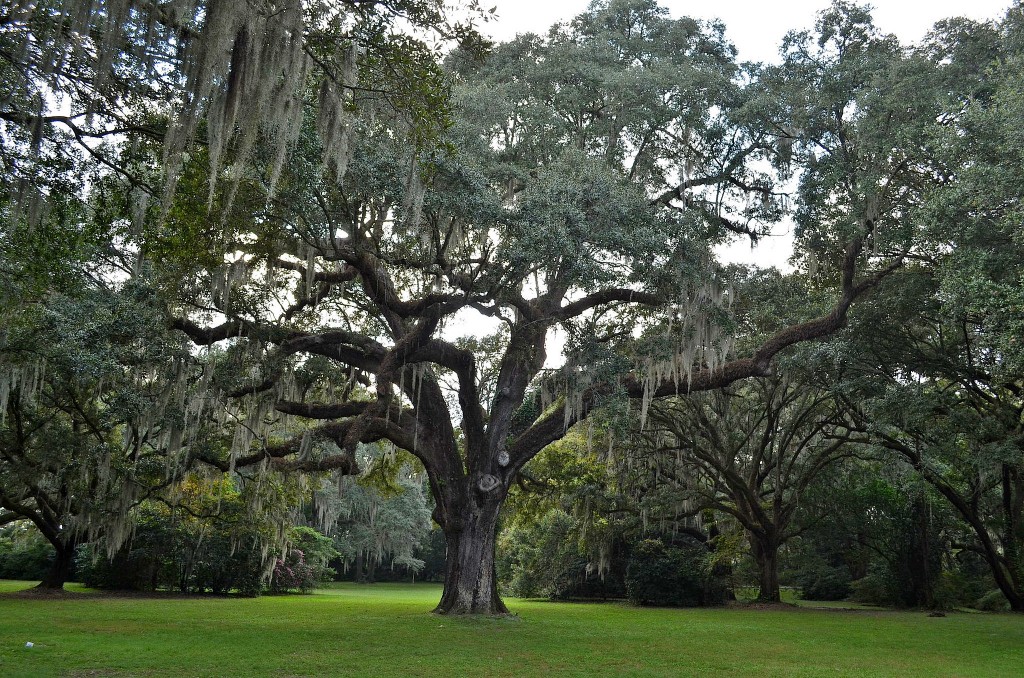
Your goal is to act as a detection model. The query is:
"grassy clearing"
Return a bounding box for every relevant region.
[733,587,889,611]
[0,580,1021,677]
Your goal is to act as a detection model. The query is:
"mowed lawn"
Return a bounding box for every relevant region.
[1,581,1021,677]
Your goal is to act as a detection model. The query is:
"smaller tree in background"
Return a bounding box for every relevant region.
[497,424,732,605]
[312,445,433,582]
[498,428,634,601]
[642,367,858,603]
[0,281,198,589]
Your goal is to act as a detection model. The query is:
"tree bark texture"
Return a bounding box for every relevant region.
[35,539,75,590]
[433,491,508,615]
[751,538,781,603]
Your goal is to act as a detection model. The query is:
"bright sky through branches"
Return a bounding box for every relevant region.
[482,0,1013,64]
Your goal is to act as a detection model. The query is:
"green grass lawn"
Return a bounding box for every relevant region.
[1,580,1021,677]
[733,586,890,611]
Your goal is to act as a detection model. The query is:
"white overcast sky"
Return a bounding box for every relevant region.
[480,1,1012,64]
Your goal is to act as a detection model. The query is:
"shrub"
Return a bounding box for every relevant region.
[625,537,726,607]
[849,556,949,609]
[187,532,265,596]
[269,549,317,593]
[848,560,976,610]
[289,526,338,584]
[499,510,576,598]
[77,543,164,592]
[929,570,986,611]
[0,524,55,580]
[269,527,338,594]
[78,502,268,595]
[849,569,897,606]
[78,518,266,595]
[795,562,852,601]
[975,589,1011,612]
[498,509,625,600]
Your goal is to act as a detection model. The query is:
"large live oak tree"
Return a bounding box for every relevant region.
[165,1,909,613]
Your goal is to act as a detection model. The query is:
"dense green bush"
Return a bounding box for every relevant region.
[184,531,266,596]
[929,571,983,612]
[78,508,266,595]
[848,568,897,607]
[80,498,341,596]
[0,524,55,580]
[269,549,316,594]
[269,527,338,593]
[77,474,302,595]
[975,589,1011,612]
[944,552,1000,610]
[849,558,968,610]
[498,509,625,600]
[77,511,174,591]
[499,509,576,598]
[795,561,852,601]
[625,537,726,607]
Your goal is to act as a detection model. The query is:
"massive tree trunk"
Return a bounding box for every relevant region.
[750,537,781,603]
[433,490,508,615]
[35,538,76,590]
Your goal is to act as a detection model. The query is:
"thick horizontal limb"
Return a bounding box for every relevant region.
[0,510,26,527]
[556,288,664,320]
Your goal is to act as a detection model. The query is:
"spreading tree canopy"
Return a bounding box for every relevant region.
[162,0,904,613]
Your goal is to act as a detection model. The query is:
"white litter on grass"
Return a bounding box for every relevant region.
[25,641,33,648]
